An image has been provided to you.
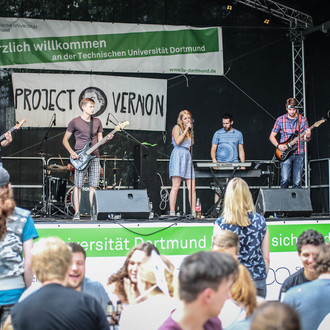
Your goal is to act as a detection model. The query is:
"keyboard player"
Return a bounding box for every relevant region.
[210,113,246,215]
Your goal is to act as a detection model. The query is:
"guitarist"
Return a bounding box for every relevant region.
[269,97,311,189]
[62,98,113,220]
[0,122,12,167]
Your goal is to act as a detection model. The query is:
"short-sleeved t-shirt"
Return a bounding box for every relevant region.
[212,128,243,162]
[67,117,103,157]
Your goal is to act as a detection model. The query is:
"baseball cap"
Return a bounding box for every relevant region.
[0,167,10,186]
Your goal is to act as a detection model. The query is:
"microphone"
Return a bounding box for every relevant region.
[288,105,303,109]
[106,113,110,125]
[53,114,56,126]
[188,119,194,132]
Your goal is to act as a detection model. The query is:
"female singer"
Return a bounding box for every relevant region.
[169,110,196,216]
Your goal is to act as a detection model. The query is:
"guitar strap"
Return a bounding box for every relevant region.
[89,116,94,142]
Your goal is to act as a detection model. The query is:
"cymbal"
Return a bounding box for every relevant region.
[112,167,121,171]
[100,155,115,159]
[45,164,70,172]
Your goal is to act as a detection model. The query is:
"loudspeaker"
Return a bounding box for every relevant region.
[92,189,150,220]
[255,188,313,217]
[134,180,161,216]
[134,145,157,181]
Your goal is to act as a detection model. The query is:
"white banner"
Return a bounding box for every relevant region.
[1,17,223,75]
[12,73,167,131]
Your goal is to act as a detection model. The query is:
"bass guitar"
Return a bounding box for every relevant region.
[70,121,129,171]
[0,119,26,143]
[275,118,326,161]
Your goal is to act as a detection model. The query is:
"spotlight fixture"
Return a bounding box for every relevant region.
[226,5,233,10]
[264,18,270,24]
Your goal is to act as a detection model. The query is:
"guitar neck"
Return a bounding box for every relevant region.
[0,126,18,143]
[86,128,117,155]
[290,124,314,145]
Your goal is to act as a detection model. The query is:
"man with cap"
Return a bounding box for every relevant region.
[0,167,39,328]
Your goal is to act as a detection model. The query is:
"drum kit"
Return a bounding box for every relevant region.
[32,156,122,218]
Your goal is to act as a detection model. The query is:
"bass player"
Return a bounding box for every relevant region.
[269,97,311,188]
[62,98,113,220]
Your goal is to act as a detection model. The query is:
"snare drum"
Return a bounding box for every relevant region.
[65,182,91,216]
[49,177,67,203]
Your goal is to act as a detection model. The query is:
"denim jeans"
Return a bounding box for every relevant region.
[254,278,267,298]
[280,153,304,188]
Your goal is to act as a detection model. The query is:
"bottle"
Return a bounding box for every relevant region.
[106,301,114,325]
[196,198,202,218]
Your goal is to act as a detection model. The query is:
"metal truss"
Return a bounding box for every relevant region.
[235,0,312,187]
[234,0,313,28]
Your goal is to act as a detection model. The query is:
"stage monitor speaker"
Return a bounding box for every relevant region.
[255,188,312,217]
[92,189,150,220]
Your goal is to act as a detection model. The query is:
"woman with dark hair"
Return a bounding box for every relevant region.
[107,242,160,305]
[0,167,38,327]
[169,110,196,216]
[119,254,177,329]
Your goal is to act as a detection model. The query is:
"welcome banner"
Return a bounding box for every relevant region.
[0,17,223,75]
[13,72,167,130]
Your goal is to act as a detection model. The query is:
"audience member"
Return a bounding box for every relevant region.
[4,237,109,330]
[0,167,38,327]
[212,229,240,261]
[283,242,330,330]
[219,263,257,329]
[279,229,325,300]
[214,177,270,298]
[19,242,110,314]
[250,301,301,330]
[119,252,178,329]
[108,242,160,304]
[212,230,257,329]
[159,251,238,330]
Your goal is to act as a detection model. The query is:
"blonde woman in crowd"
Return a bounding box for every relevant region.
[213,177,270,298]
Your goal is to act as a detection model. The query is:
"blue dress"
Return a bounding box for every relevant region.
[169,129,195,180]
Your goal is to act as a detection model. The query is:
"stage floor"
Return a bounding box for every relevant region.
[32,213,330,224]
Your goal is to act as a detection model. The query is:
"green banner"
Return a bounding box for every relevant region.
[35,221,330,257]
[1,28,219,66]
[0,18,223,75]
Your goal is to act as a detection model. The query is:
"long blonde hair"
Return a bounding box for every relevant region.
[176,110,194,143]
[222,178,255,226]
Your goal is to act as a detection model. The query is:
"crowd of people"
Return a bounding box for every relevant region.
[0,159,328,329]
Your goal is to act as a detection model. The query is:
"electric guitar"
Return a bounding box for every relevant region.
[0,119,26,143]
[275,118,326,161]
[70,121,129,171]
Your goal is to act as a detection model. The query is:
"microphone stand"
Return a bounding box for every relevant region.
[35,114,56,217]
[296,108,302,188]
[108,119,148,190]
[189,125,194,217]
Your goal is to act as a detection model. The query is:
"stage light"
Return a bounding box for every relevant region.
[264,18,270,24]
[227,5,233,10]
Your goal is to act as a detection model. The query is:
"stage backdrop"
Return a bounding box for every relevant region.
[12,72,167,130]
[35,220,330,300]
[0,17,223,76]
